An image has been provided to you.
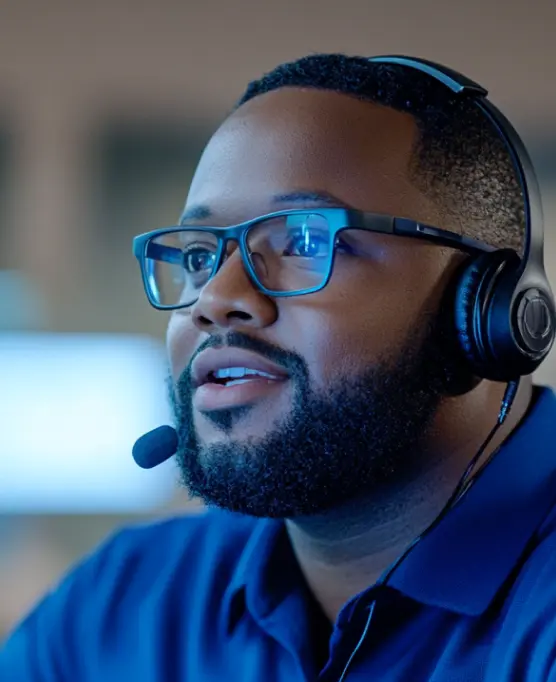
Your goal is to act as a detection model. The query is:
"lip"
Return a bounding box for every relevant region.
[193,379,287,412]
[191,347,289,388]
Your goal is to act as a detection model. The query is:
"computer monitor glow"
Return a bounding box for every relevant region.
[0,333,176,513]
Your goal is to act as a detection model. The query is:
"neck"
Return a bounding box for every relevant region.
[285,378,533,623]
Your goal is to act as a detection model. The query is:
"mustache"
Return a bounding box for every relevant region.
[175,331,309,398]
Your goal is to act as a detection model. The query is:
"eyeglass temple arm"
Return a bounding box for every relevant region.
[357,213,495,254]
[393,218,496,253]
[145,241,184,265]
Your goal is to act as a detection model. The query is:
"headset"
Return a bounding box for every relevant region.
[369,56,556,383]
[334,58,556,679]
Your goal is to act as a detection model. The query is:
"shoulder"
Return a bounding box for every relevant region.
[68,509,259,618]
[493,503,556,680]
[90,508,258,581]
[508,501,556,612]
[0,510,260,680]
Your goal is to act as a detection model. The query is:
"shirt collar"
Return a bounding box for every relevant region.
[221,516,287,634]
[387,386,556,615]
[222,386,556,630]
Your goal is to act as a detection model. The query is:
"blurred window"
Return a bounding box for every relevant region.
[85,122,211,335]
[0,332,174,513]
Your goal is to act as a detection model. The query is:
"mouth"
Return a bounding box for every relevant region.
[191,347,289,412]
[206,366,284,387]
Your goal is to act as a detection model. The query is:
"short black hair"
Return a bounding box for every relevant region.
[237,53,525,253]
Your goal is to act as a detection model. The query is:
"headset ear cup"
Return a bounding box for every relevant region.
[454,254,489,373]
[454,250,516,377]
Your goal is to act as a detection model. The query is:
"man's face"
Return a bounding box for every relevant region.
[166,88,460,518]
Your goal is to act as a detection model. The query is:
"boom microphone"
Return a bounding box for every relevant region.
[132,425,178,469]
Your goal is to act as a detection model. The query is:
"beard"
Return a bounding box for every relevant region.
[170,318,457,519]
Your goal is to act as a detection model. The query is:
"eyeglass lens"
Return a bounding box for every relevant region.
[144,212,334,307]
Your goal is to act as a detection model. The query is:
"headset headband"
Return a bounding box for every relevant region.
[368,55,549,299]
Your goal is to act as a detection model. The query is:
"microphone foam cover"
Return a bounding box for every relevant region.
[132,425,178,469]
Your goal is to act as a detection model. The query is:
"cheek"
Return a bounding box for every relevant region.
[166,312,198,381]
[284,284,415,387]
[299,245,451,386]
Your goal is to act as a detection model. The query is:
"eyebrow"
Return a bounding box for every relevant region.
[179,190,347,225]
[179,205,213,223]
[272,190,347,206]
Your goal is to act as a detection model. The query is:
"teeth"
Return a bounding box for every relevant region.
[225,378,254,387]
[213,367,276,380]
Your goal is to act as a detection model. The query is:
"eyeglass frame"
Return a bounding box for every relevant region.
[132,207,496,311]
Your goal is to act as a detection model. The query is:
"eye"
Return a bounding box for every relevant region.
[182,243,217,274]
[283,230,330,258]
[334,236,355,255]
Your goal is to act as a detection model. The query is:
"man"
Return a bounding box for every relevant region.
[2,53,556,681]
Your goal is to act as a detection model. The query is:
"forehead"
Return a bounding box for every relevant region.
[185,88,439,224]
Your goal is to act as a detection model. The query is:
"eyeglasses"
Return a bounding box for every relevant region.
[132,208,494,310]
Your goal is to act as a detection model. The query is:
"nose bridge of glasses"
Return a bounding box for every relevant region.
[208,234,257,289]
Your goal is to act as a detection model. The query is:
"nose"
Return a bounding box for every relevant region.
[190,247,278,332]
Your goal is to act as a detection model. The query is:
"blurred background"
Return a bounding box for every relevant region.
[1,0,555,638]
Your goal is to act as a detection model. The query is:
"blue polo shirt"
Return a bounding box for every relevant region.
[3,387,556,681]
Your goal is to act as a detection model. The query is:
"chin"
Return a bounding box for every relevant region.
[194,404,283,442]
